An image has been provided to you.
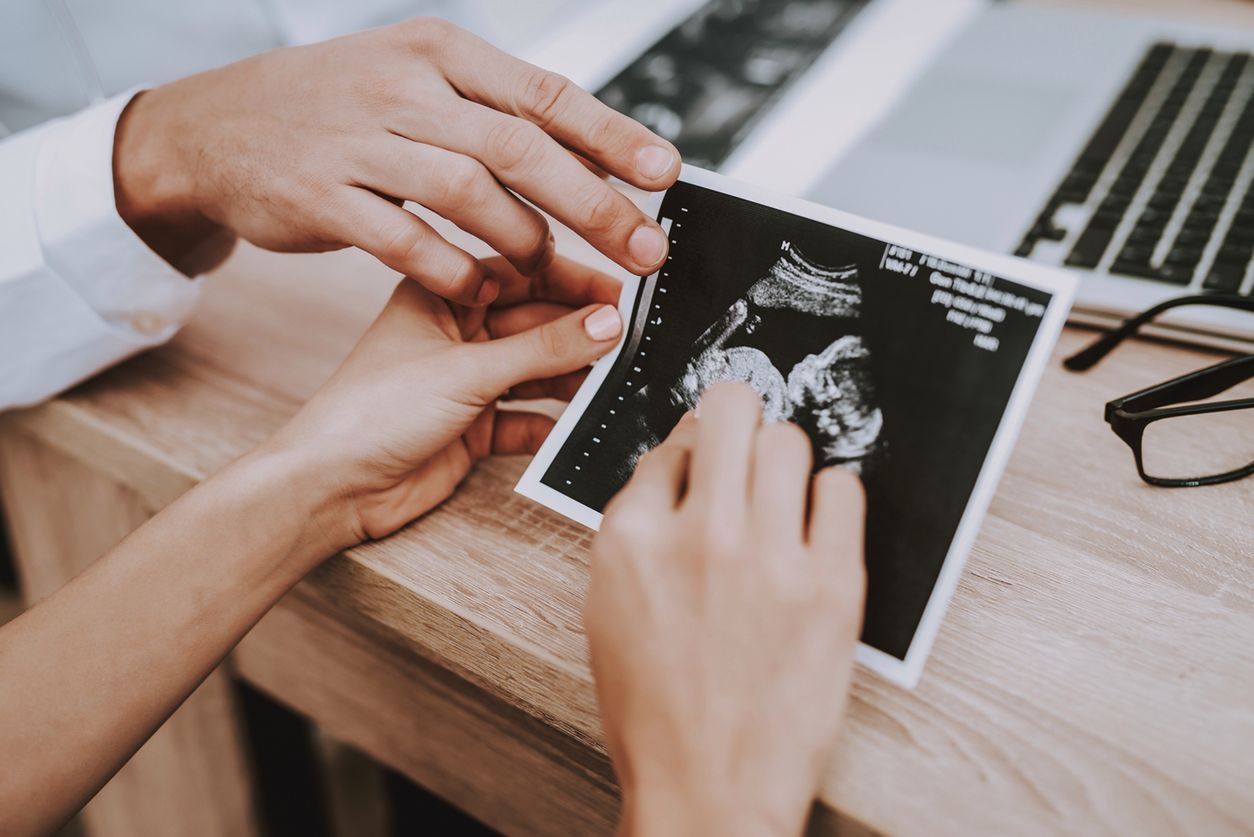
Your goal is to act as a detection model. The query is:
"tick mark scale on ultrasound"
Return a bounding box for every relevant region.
[562,213,681,497]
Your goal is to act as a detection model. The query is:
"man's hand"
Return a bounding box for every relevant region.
[586,383,867,837]
[266,255,624,546]
[112,17,680,303]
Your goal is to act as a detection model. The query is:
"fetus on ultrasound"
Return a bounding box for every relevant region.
[620,242,885,478]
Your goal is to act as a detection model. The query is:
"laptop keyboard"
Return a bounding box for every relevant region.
[1016,43,1254,296]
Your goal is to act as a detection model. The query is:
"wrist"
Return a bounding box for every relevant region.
[225,443,362,576]
[113,88,234,274]
[621,782,802,837]
[617,752,814,837]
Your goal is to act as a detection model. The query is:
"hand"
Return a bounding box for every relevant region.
[585,382,867,837]
[267,255,624,547]
[113,17,680,302]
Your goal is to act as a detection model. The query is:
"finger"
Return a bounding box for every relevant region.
[492,409,556,456]
[467,304,622,400]
[751,421,813,542]
[687,382,763,508]
[508,368,588,401]
[421,26,680,190]
[333,188,492,305]
[360,138,554,276]
[433,102,670,276]
[620,412,698,509]
[486,255,623,308]
[486,302,573,339]
[808,467,866,566]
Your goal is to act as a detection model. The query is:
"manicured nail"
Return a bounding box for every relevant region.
[476,278,498,305]
[583,306,622,341]
[628,224,667,269]
[636,145,675,180]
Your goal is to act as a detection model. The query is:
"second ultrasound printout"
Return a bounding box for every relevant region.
[518,166,1076,687]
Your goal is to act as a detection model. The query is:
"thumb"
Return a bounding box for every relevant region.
[468,304,623,400]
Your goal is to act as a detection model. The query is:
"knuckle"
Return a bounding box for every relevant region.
[435,156,492,214]
[486,120,547,174]
[406,16,457,54]
[380,223,425,271]
[444,256,482,295]
[506,207,551,264]
[516,210,552,264]
[585,112,627,158]
[522,70,574,127]
[533,320,572,359]
[576,187,627,237]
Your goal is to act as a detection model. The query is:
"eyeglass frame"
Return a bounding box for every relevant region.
[1064,293,1254,488]
[1104,354,1254,487]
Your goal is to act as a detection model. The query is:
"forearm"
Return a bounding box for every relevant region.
[0,445,349,835]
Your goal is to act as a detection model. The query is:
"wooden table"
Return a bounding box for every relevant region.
[3,2,1253,834]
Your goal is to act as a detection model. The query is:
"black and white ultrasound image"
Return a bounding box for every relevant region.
[595,0,868,169]
[542,181,1053,660]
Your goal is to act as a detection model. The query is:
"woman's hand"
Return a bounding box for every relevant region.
[585,382,867,837]
[0,253,625,835]
[267,255,625,548]
[113,17,679,301]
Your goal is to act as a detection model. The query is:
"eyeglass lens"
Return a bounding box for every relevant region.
[1140,401,1254,482]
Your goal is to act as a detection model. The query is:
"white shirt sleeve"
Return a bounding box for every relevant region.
[0,90,202,411]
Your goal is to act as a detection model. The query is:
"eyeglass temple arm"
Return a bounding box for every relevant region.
[1064,294,1254,371]
[1118,354,1254,412]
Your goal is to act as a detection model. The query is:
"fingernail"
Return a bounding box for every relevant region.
[636,145,675,180]
[628,224,667,268]
[583,306,622,341]
[476,278,498,305]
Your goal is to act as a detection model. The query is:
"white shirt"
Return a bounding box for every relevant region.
[0,0,579,410]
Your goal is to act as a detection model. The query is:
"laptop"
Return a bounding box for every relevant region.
[805,4,1254,348]
[519,0,986,176]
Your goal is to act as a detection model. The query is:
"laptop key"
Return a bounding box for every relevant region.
[1067,220,1123,267]
[1164,246,1204,268]
[1203,264,1246,292]
[1118,244,1155,264]
[1110,259,1161,280]
[1158,263,1198,285]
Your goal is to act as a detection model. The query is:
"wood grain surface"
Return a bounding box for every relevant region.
[1,2,1252,833]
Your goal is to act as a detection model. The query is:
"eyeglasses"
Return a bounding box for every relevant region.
[1065,294,1254,488]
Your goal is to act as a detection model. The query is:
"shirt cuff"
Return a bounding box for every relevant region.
[33,88,202,345]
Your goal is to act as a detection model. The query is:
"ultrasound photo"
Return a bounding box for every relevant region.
[597,240,885,491]
[520,171,1073,683]
[595,0,868,168]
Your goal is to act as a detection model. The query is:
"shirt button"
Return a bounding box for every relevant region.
[130,311,165,336]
